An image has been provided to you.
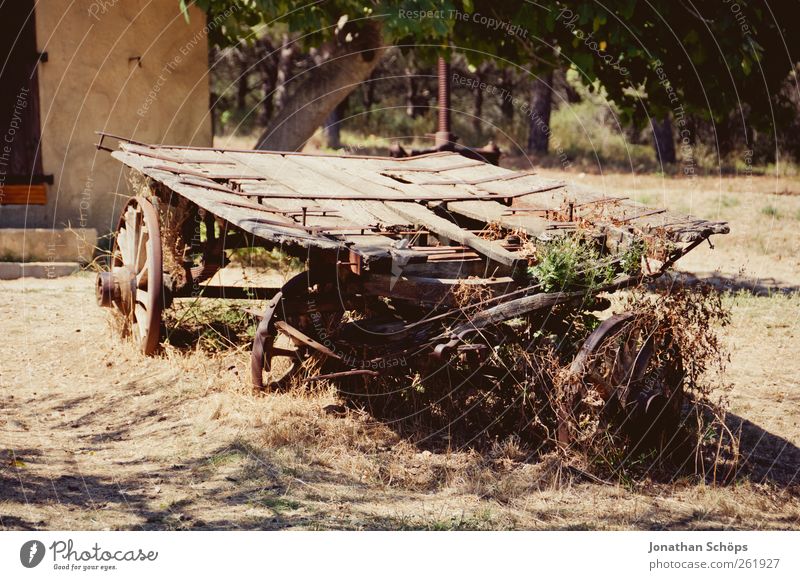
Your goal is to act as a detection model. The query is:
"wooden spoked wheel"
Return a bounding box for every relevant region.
[251,288,307,390]
[251,273,347,390]
[567,313,685,449]
[109,196,164,355]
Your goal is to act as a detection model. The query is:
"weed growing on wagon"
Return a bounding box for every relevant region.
[568,283,736,484]
[330,282,735,486]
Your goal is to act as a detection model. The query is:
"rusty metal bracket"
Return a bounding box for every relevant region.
[274,321,341,360]
[303,369,379,383]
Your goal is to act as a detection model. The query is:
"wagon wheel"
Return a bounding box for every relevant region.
[251,273,345,390]
[97,196,164,355]
[564,312,685,450]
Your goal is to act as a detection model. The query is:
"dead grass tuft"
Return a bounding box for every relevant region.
[451,278,495,308]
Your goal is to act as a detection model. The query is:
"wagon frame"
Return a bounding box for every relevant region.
[95,132,728,445]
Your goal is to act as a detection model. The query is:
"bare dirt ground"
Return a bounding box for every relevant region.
[1,173,799,530]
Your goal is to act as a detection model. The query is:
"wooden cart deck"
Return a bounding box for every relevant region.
[109,138,728,276]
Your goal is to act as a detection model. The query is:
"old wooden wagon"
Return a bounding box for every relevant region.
[95,133,728,444]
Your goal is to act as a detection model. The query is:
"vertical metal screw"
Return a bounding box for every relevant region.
[435,56,452,148]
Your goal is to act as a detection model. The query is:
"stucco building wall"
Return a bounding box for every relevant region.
[0,0,212,233]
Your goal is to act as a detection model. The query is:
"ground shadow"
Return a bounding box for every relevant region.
[656,272,800,296]
[0,440,374,531]
[727,411,800,487]
[3,407,797,531]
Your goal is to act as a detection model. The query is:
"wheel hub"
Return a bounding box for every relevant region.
[95,271,116,307]
[96,267,136,312]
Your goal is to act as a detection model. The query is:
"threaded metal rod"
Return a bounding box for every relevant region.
[435,56,452,148]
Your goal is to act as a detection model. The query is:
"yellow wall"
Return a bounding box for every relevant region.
[2,0,212,233]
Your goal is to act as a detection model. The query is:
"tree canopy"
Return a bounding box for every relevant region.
[188,0,799,149]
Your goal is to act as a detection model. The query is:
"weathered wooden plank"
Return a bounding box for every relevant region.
[392,160,565,201]
[444,198,565,238]
[451,290,583,332]
[140,163,265,180]
[567,183,728,239]
[382,201,522,267]
[369,160,564,228]
[175,176,355,234]
[228,151,470,201]
[284,156,415,227]
[115,151,426,269]
[312,154,565,239]
[116,143,727,260]
[382,157,554,196]
[229,153,403,230]
[151,143,455,161]
[288,155,522,267]
[313,154,486,203]
[121,143,236,165]
[381,159,484,172]
[379,153,497,173]
[113,151,341,249]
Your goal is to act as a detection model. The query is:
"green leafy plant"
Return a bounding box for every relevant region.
[619,239,646,276]
[528,236,615,293]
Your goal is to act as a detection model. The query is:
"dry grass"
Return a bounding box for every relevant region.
[2,170,800,530]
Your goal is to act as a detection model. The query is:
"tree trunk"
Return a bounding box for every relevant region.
[257,37,278,126]
[499,69,515,122]
[236,46,249,112]
[324,98,346,149]
[405,69,424,118]
[527,70,553,155]
[273,34,295,115]
[556,68,581,103]
[473,63,489,133]
[362,68,377,112]
[473,83,483,133]
[209,46,219,136]
[210,91,218,137]
[652,116,676,164]
[255,22,385,152]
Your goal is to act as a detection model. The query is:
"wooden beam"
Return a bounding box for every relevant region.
[384,201,523,268]
[362,274,517,304]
